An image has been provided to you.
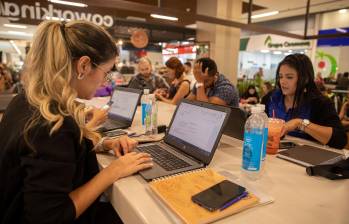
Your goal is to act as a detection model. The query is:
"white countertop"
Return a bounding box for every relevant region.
[85,97,349,224]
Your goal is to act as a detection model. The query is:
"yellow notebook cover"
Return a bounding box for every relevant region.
[149,168,259,224]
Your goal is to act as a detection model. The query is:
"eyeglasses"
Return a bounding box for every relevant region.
[92,62,113,82]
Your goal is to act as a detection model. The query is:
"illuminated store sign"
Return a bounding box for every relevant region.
[0,1,114,27]
[264,35,310,49]
[240,34,312,51]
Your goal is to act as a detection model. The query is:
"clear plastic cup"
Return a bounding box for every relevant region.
[266,118,285,154]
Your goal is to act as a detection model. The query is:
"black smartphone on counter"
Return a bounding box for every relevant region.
[191,180,246,212]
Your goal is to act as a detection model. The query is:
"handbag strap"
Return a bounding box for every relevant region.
[306,158,349,180]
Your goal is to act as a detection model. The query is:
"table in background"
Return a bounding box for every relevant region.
[92,101,349,224]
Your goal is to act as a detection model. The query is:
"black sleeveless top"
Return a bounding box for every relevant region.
[168,80,191,99]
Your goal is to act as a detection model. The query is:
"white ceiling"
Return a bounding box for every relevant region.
[0,41,16,53]
[0,17,36,41]
[242,0,349,22]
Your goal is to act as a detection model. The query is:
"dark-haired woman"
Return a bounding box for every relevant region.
[240,85,259,104]
[155,57,190,105]
[264,54,347,149]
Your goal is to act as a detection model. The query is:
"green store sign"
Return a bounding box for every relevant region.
[264,35,310,49]
[316,50,338,78]
[239,35,311,51]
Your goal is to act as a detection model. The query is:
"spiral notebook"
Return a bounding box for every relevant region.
[149,168,259,224]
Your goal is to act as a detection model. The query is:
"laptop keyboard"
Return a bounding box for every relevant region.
[137,145,191,171]
[103,119,125,130]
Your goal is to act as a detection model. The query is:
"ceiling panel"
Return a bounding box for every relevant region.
[241,0,349,22]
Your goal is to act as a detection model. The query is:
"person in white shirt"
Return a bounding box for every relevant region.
[184,61,196,90]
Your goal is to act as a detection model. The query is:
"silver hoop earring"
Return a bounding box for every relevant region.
[77,73,85,80]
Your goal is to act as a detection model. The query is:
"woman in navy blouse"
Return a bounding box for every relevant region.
[264,54,347,149]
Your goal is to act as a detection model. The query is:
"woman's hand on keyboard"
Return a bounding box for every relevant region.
[107,152,153,180]
[104,135,138,157]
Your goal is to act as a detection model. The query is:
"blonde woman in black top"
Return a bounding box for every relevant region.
[0,21,152,223]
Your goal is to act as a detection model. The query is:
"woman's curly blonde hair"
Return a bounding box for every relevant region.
[23,20,117,146]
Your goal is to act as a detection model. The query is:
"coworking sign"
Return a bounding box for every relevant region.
[0,1,114,27]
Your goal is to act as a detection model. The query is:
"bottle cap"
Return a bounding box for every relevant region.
[251,106,260,114]
[144,89,149,95]
[101,105,110,110]
[256,104,265,111]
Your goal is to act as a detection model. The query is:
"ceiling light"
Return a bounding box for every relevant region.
[338,9,347,14]
[288,50,293,53]
[4,24,27,29]
[252,11,279,19]
[118,39,123,45]
[336,28,347,33]
[187,37,195,41]
[45,16,70,21]
[185,24,197,29]
[273,51,282,55]
[9,40,22,56]
[150,14,178,21]
[126,16,146,22]
[7,31,33,36]
[47,0,87,7]
[260,49,270,53]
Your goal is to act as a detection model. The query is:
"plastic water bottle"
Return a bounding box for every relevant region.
[151,96,158,135]
[241,106,264,180]
[141,89,150,126]
[145,98,152,135]
[256,104,269,162]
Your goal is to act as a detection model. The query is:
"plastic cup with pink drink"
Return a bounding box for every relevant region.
[266,118,285,154]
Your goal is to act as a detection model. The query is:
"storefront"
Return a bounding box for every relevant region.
[239,34,313,80]
[162,43,196,64]
[315,27,349,78]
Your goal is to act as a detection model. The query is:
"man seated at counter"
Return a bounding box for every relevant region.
[186,57,239,107]
[128,57,169,93]
[264,53,347,149]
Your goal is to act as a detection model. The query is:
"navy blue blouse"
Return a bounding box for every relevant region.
[264,89,347,149]
[267,89,310,139]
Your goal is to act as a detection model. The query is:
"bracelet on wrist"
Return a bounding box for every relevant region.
[94,137,110,152]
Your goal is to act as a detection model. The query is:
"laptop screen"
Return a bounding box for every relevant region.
[166,100,229,164]
[109,89,140,120]
[223,107,247,140]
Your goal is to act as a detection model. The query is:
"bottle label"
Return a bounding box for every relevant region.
[262,127,268,160]
[242,131,263,171]
[145,103,152,133]
[141,103,147,126]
